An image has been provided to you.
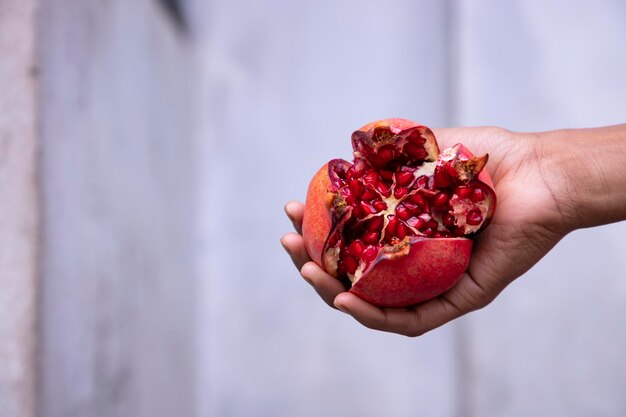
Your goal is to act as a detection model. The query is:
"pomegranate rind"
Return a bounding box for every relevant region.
[302,163,334,266]
[350,237,473,307]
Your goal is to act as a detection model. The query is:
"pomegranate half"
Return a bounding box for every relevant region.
[302,119,496,307]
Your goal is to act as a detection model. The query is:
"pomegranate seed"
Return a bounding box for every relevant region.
[407,217,425,230]
[445,164,458,177]
[407,132,425,146]
[346,159,366,180]
[361,188,378,201]
[442,213,456,228]
[347,240,365,257]
[433,167,451,188]
[403,201,421,214]
[394,186,408,199]
[432,192,449,208]
[466,209,483,226]
[379,169,394,181]
[404,143,427,160]
[470,187,485,202]
[385,215,398,236]
[395,170,414,187]
[456,186,472,199]
[396,205,411,221]
[409,193,425,207]
[375,182,391,197]
[360,201,378,215]
[367,216,384,231]
[373,200,387,211]
[422,228,434,237]
[349,180,363,198]
[377,145,395,162]
[343,255,359,274]
[362,231,380,244]
[426,219,439,230]
[351,205,364,218]
[415,175,429,189]
[362,246,378,262]
[362,170,379,187]
[433,231,448,238]
[396,223,407,239]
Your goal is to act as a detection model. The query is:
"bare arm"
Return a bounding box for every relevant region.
[539,125,626,230]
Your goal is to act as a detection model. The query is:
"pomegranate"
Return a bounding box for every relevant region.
[302,119,496,307]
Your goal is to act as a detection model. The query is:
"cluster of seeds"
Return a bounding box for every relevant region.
[327,132,488,278]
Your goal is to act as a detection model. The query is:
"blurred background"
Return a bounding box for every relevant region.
[1,0,626,416]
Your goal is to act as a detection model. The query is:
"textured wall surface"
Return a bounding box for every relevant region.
[0,1,39,417]
[193,1,626,416]
[2,1,624,416]
[457,2,626,416]
[194,1,464,416]
[38,1,198,416]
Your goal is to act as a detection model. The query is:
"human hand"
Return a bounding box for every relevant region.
[281,125,626,336]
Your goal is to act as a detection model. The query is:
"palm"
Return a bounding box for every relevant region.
[282,127,565,336]
[431,128,563,317]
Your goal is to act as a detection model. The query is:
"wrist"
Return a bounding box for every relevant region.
[538,125,626,231]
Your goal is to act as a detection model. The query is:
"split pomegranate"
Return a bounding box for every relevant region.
[302,119,496,307]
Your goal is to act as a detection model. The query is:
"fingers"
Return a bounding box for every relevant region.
[333,272,489,337]
[301,262,346,309]
[282,199,491,334]
[282,200,344,309]
[284,201,304,234]
[280,232,311,270]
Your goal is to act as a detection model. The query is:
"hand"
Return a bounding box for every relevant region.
[281,125,620,336]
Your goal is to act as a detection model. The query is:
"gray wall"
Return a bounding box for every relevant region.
[38,1,198,416]
[194,1,462,416]
[1,1,625,416]
[458,2,626,416]
[0,2,38,417]
[194,1,626,416]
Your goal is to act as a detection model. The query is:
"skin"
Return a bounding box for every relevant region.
[281,125,626,337]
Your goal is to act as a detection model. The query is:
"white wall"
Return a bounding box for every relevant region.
[194,1,626,416]
[457,2,626,416]
[38,1,198,416]
[194,1,465,416]
[2,1,625,416]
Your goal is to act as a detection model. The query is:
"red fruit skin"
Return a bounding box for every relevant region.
[302,163,333,266]
[350,238,473,307]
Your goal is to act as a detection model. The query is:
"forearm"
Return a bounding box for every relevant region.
[539,124,626,231]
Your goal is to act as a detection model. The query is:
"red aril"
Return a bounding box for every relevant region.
[302,119,496,307]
